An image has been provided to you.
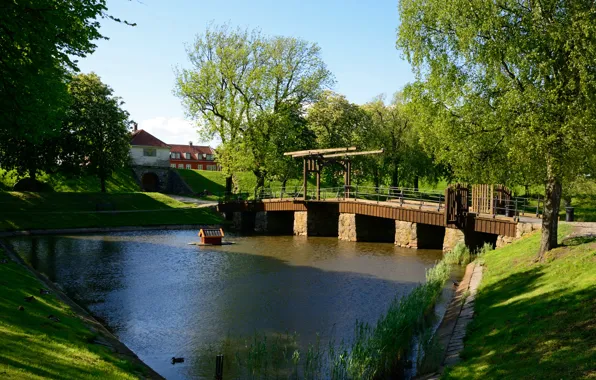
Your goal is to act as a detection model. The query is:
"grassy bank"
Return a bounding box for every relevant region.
[0,168,139,193]
[0,192,223,231]
[443,225,596,379]
[0,246,149,379]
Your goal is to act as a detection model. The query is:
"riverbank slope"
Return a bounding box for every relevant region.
[0,191,223,232]
[0,245,161,379]
[443,224,596,379]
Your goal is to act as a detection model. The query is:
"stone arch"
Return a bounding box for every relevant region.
[141,172,160,192]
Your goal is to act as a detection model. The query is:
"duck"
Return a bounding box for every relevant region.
[171,357,184,364]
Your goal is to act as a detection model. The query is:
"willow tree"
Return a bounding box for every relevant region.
[397,0,596,257]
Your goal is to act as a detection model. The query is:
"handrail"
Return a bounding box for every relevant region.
[217,185,543,219]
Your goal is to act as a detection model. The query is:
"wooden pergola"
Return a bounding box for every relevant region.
[284,147,383,201]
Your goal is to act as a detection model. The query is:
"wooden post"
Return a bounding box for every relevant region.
[303,158,308,201]
[215,354,224,380]
[316,159,320,201]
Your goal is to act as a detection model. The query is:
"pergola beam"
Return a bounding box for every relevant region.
[283,147,357,157]
[322,149,384,158]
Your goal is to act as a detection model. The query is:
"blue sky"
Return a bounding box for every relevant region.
[79,0,414,145]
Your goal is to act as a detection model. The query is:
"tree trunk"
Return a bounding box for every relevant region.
[100,176,106,193]
[254,170,266,198]
[29,168,37,181]
[225,176,233,194]
[281,178,288,194]
[538,175,562,259]
[391,165,399,188]
[413,176,419,192]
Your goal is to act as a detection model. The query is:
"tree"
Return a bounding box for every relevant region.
[306,91,369,186]
[362,93,441,189]
[397,0,596,257]
[176,24,334,194]
[0,1,133,180]
[63,73,132,192]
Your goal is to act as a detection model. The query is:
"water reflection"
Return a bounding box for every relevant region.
[9,231,448,379]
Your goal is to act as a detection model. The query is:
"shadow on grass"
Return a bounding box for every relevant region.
[445,268,596,379]
[562,235,596,246]
[176,169,226,195]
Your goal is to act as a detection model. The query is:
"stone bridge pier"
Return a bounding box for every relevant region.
[294,204,340,237]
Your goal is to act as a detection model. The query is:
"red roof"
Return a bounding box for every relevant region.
[169,144,215,160]
[131,129,170,148]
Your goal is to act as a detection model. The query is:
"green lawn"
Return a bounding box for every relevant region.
[0,191,191,213]
[0,168,139,193]
[443,225,596,379]
[176,169,312,196]
[0,247,149,379]
[0,192,223,231]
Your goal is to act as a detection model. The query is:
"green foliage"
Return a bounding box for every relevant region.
[0,1,130,178]
[361,93,445,188]
[444,225,596,379]
[397,0,596,253]
[0,247,145,379]
[176,24,334,192]
[61,73,132,192]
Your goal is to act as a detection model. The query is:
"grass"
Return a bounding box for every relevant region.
[0,246,147,379]
[443,225,596,380]
[0,168,139,193]
[0,192,223,231]
[176,169,314,198]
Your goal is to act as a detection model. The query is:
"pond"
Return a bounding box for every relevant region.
[8,230,454,379]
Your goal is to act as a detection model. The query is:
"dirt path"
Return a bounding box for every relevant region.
[166,194,218,208]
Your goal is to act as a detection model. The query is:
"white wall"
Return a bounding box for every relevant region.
[130,146,170,167]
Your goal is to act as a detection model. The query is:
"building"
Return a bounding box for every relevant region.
[130,126,171,167]
[169,142,220,171]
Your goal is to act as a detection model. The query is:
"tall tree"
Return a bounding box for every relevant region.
[306,91,369,186]
[176,24,333,193]
[0,0,133,180]
[63,73,132,192]
[362,93,440,189]
[397,0,596,257]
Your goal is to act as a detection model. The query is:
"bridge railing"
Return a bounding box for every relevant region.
[217,186,543,219]
[468,192,543,219]
[250,185,447,210]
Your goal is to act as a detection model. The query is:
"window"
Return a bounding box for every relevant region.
[206,154,214,161]
[170,164,176,168]
[197,165,203,170]
[178,164,184,169]
[185,153,191,159]
[185,164,191,169]
[143,148,156,157]
[170,152,181,159]
[207,165,217,171]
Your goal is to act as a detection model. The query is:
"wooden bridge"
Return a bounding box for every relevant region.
[218,185,542,251]
[218,148,542,250]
